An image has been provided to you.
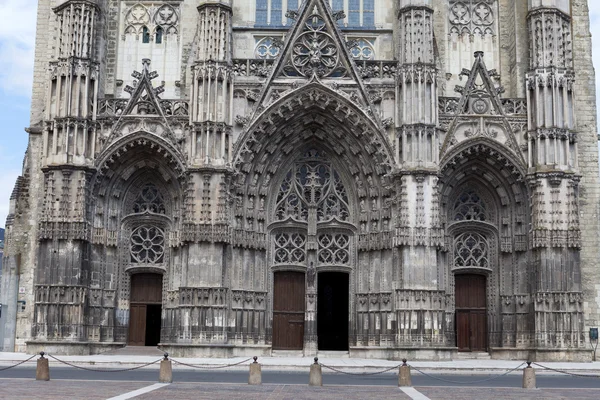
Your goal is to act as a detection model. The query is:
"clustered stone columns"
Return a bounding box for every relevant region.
[394,0,443,305]
[525,0,585,348]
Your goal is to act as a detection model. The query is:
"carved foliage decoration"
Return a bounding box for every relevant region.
[449,0,496,37]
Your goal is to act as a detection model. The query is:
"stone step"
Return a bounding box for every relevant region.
[271,350,304,358]
[455,352,492,360]
[317,351,350,359]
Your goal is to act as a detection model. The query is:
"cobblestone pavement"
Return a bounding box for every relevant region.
[135,383,412,399]
[416,387,600,399]
[0,379,149,399]
[1,380,600,399]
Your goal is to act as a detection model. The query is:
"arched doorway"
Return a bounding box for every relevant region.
[455,274,487,351]
[128,273,163,346]
[269,148,355,351]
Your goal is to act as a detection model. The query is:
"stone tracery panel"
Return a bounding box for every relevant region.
[273,232,307,264]
[449,0,496,36]
[453,190,487,222]
[274,150,350,223]
[132,184,166,214]
[453,231,489,269]
[318,233,350,265]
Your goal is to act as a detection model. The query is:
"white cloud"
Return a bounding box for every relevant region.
[0,0,37,96]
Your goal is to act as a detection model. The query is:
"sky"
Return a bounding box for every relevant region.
[1,1,600,228]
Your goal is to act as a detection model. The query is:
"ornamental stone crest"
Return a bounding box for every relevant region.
[283,7,345,77]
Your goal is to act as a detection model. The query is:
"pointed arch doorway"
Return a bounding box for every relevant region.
[455,274,487,352]
[128,273,163,346]
[269,148,355,351]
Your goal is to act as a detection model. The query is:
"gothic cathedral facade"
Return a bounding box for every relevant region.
[1,0,599,361]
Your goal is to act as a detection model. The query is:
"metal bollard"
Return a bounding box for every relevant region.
[522,361,536,389]
[398,359,411,387]
[36,352,50,381]
[248,356,262,385]
[159,353,173,383]
[309,357,323,386]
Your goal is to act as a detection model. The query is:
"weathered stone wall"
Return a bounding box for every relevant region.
[572,0,600,334]
[1,0,597,360]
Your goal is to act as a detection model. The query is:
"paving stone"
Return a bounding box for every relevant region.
[416,386,600,400]
[0,379,149,400]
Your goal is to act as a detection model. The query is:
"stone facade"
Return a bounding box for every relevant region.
[1,0,599,361]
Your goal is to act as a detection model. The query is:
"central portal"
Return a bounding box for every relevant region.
[318,272,349,351]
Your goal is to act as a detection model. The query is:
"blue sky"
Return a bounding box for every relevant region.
[1,1,600,227]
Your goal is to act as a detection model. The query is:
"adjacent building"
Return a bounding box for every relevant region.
[1,0,599,360]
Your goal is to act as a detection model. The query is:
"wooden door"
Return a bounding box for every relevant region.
[128,304,147,346]
[129,273,163,346]
[273,271,305,350]
[455,274,487,352]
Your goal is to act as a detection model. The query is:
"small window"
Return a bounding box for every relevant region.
[142,26,150,43]
[155,27,163,44]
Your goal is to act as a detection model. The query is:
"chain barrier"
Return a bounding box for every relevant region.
[46,353,162,373]
[409,362,527,385]
[532,362,600,378]
[170,357,253,370]
[0,354,38,372]
[319,362,402,376]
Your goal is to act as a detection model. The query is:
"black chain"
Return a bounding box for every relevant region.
[532,362,600,378]
[47,354,162,372]
[320,363,402,376]
[171,357,253,369]
[409,362,526,385]
[0,354,38,372]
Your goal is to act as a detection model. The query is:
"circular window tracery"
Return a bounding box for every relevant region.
[130,225,165,264]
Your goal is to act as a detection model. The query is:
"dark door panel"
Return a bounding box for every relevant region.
[273,271,305,350]
[128,304,146,346]
[455,274,487,352]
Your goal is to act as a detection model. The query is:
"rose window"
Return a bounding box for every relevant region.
[290,14,340,77]
[130,225,165,264]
